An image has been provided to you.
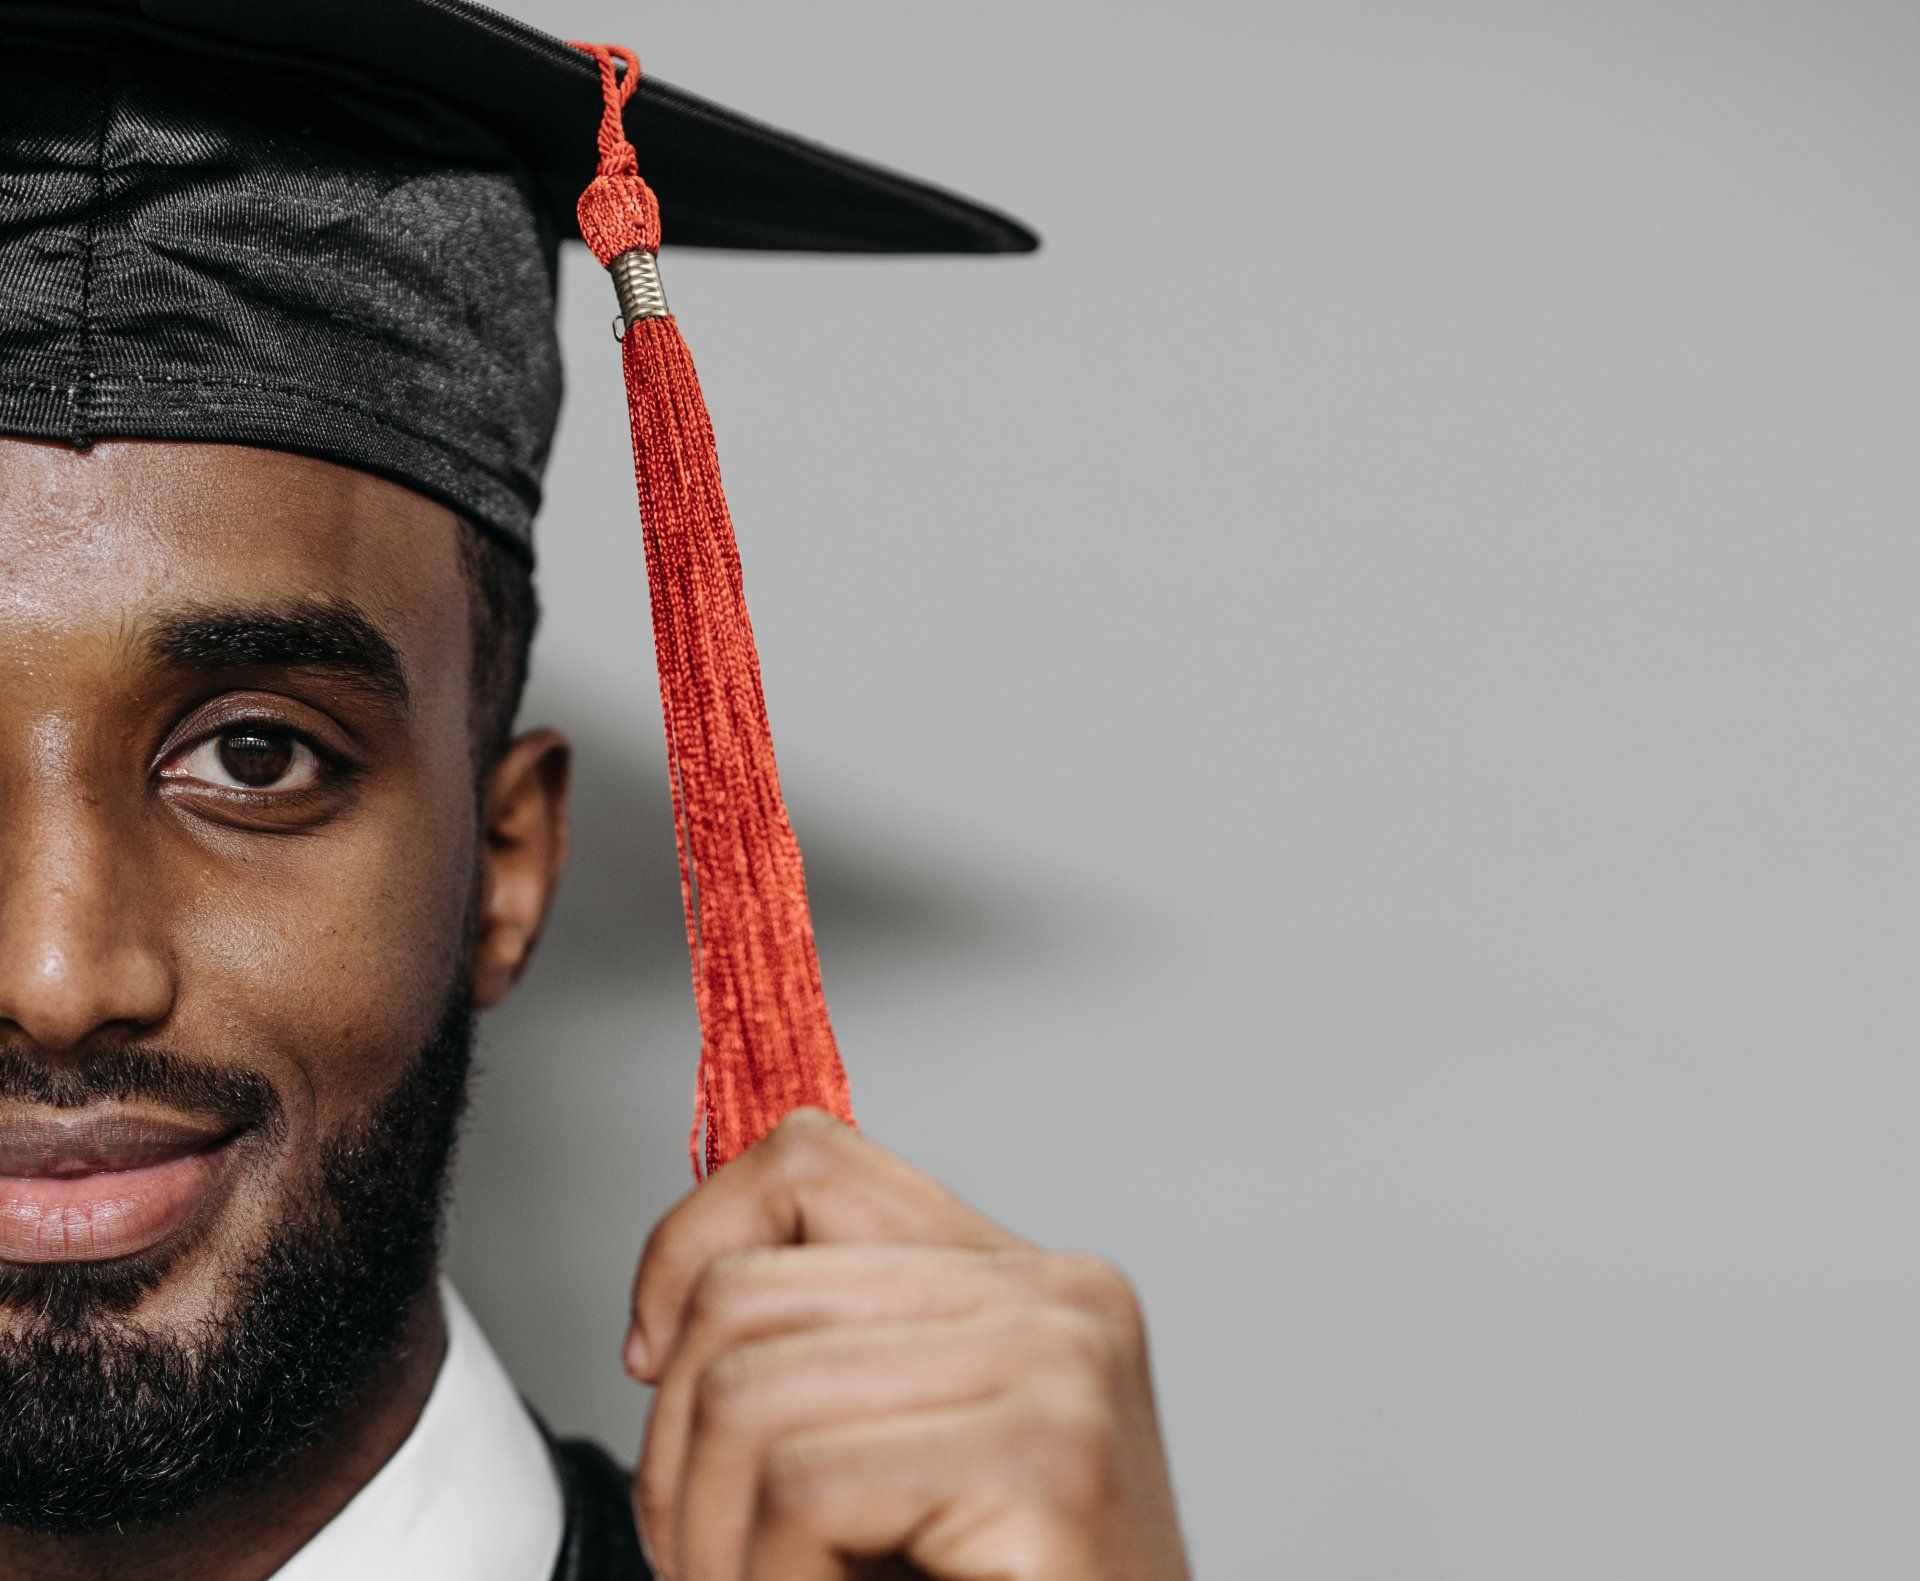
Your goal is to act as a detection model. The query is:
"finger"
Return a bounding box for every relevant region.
[641,1244,1062,1563]
[740,1393,1112,1581]
[673,1311,1072,1581]
[628,1109,1023,1380]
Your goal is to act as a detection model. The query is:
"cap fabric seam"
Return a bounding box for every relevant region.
[70,51,113,449]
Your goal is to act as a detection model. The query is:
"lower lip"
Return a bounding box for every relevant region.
[0,1144,234,1263]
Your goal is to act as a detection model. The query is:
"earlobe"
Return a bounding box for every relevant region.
[471,728,571,1008]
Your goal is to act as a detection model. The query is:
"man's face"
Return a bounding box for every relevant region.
[0,436,552,1527]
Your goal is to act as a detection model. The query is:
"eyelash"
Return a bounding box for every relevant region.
[159,719,351,801]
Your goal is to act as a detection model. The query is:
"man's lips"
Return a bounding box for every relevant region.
[0,1108,244,1263]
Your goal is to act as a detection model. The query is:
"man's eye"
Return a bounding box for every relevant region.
[172,729,322,792]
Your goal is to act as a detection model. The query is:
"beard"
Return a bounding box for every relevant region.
[0,979,477,1535]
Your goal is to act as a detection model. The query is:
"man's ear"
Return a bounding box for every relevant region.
[471,728,572,1009]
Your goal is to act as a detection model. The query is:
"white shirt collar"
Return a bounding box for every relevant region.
[271,1280,566,1581]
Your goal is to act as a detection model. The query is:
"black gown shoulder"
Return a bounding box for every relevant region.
[544,1433,652,1581]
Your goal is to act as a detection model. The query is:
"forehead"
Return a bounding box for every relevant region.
[0,438,467,660]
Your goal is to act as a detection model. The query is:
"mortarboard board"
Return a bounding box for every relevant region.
[0,0,1037,1174]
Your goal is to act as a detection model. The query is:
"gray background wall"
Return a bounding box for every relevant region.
[446,3,1920,1575]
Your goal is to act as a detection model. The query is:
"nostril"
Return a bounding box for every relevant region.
[0,943,176,1052]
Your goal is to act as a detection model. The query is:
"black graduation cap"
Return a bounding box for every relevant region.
[0,0,1036,545]
[0,0,1037,1173]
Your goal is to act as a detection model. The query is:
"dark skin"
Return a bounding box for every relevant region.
[0,435,1191,1581]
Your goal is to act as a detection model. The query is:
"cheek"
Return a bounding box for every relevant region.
[163,792,479,1132]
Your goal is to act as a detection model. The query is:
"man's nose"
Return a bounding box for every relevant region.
[0,799,176,1051]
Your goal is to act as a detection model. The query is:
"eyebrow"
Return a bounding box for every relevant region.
[145,599,410,709]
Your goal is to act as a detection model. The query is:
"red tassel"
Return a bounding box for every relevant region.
[571,42,853,1178]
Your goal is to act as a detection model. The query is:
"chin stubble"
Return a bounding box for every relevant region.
[0,980,477,1535]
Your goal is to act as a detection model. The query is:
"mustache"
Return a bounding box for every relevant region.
[0,1046,283,1136]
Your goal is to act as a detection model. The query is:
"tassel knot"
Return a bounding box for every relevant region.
[578,173,661,265]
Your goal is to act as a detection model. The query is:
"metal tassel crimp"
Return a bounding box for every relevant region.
[611,248,669,333]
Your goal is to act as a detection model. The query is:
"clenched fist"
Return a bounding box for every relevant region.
[624,1110,1193,1581]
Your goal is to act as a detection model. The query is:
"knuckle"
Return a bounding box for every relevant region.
[1025,1304,1123,1381]
[685,1247,768,1329]
[759,1435,837,1527]
[692,1347,762,1429]
[1053,1251,1136,1314]
[763,1106,851,1175]
[1020,1396,1122,1511]
[988,1245,1053,1277]
[1049,1253,1148,1350]
[684,1261,730,1326]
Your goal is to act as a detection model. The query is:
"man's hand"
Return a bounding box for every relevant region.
[624,1109,1193,1581]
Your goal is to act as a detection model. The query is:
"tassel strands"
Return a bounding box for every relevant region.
[571,41,854,1178]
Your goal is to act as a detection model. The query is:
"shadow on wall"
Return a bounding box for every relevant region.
[525,710,1107,1000]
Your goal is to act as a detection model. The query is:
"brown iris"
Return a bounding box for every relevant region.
[217,731,296,788]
